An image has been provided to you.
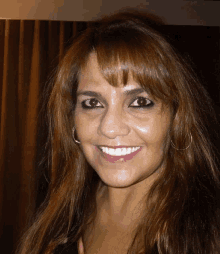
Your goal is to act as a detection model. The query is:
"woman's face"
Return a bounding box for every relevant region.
[74,53,171,188]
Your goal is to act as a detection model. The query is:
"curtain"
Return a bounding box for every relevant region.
[0,19,87,254]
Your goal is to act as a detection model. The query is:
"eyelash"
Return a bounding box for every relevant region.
[81,97,154,109]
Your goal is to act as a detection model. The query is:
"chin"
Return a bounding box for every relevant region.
[97,169,145,188]
[101,179,137,189]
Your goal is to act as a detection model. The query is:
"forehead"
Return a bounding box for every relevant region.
[79,52,141,91]
[79,53,103,84]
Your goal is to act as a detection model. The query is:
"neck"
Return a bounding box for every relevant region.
[98,173,158,229]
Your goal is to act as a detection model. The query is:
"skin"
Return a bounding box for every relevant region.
[74,52,171,231]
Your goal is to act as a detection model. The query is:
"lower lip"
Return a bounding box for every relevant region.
[95,147,142,163]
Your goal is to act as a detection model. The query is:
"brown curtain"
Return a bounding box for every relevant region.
[0,19,87,254]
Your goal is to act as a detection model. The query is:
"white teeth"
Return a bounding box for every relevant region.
[116,148,121,156]
[100,146,140,156]
[109,148,114,155]
[121,148,126,156]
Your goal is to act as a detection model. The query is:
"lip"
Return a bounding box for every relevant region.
[95,145,142,163]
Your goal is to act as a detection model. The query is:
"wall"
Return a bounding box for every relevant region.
[0,0,220,26]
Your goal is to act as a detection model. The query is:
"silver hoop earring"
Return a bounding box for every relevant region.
[72,127,80,144]
[171,133,192,150]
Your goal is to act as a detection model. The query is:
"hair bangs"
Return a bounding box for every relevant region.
[95,30,176,105]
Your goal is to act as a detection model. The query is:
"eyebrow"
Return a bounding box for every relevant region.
[76,88,146,100]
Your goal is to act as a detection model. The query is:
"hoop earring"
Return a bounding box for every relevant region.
[171,133,192,150]
[72,127,80,144]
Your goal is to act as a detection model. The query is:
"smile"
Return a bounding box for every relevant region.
[96,146,142,163]
[99,146,141,156]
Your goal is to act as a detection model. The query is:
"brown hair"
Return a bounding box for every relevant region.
[17,11,220,254]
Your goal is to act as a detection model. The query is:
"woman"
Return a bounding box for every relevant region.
[17,12,220,254]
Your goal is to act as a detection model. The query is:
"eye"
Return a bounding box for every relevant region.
[130,97,154,108]
[81,98,103,109]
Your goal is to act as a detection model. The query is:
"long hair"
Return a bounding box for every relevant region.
[17,11,220,254]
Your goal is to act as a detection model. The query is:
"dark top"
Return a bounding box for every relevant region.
[54,241,78,254]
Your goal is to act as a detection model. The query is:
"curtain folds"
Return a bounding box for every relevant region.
[0,19,87,254]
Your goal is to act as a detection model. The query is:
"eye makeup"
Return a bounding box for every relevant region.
[129,96,154,108]
[80,96,154,110]
[77,87,155,111]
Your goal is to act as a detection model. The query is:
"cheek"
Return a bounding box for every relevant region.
[152,126,167,142]
[137,119,169,144]
[74,113,97,142]
[154,115,170,137]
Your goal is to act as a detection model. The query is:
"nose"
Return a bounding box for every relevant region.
[98,108,130,139]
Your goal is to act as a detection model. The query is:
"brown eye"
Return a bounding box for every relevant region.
[130,97,154,108]
[81,98,103,109]
[137,97,148,106]
[90,98,98,107]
